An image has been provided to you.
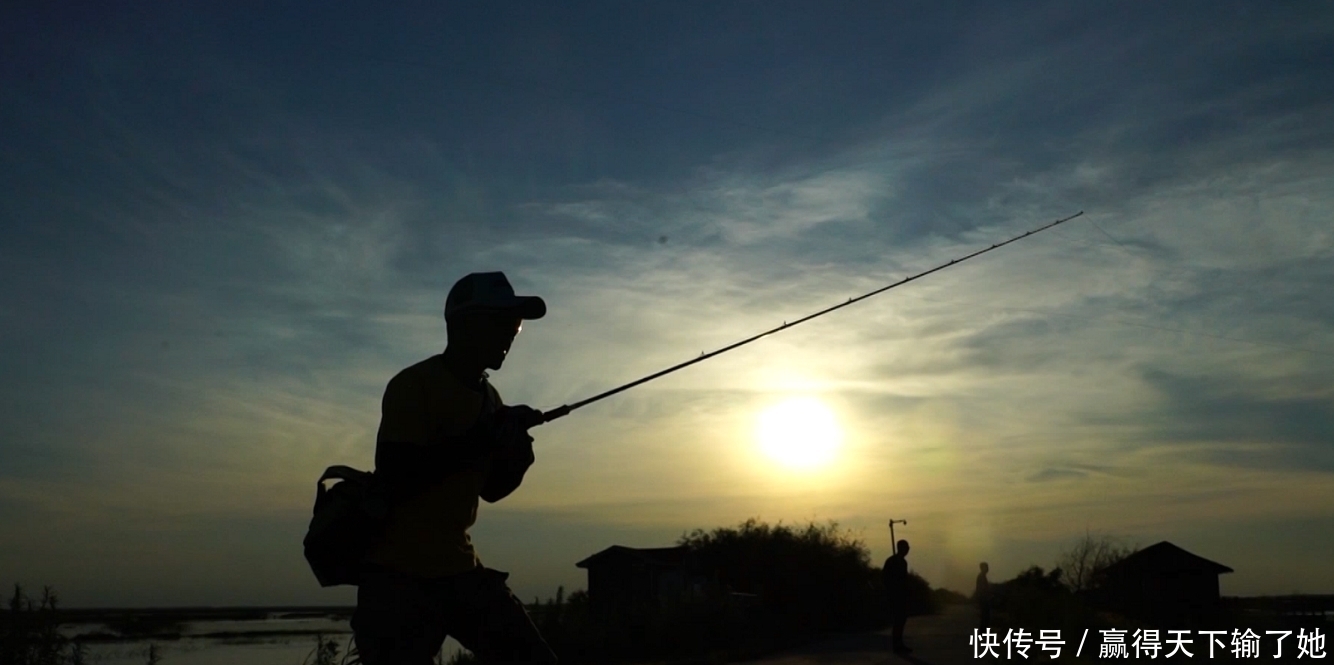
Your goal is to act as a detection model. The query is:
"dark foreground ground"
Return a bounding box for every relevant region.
[740,604,979,665]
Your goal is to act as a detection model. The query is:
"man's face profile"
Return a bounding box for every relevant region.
[456,311,524,370]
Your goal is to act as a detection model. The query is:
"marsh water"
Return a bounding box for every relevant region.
[59,610,464,665]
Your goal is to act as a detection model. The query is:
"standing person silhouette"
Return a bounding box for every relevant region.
[976,562,992,629]
[882,539,912,654]
[350,272,557,664]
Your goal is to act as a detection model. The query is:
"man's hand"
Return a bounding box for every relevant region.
[480,405,541,503]
[497,405,544,430]
[492,405,541,462]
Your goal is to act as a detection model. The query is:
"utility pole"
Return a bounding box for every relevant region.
[888,519,907,545]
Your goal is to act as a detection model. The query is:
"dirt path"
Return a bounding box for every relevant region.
[743,604,983,665]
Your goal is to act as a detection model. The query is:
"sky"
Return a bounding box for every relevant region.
[1,1,1332,608]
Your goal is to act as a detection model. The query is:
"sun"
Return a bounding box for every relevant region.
[755,396,843,470]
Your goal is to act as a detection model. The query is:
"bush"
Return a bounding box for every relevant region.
[893,571,938,618]
[679,518,886,636]
[991,566,1100,633]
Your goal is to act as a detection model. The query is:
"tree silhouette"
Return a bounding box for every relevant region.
[1057,531,1138,594]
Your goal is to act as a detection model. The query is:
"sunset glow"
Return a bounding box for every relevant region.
[755,397,843,470]
[3,3,1332,611]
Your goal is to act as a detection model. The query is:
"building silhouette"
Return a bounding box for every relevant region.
[576,545,701,616]
[1099,541,1233,626]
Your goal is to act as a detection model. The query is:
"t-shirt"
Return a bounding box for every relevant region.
[883,554,908,598]
[364,354,505,578]
[976,573,991,603]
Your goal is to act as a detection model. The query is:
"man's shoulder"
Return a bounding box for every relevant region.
[398,354,442,378]
[384,355,503,410]
[384,356,427,383]
[381,356,456,403]
[388,355,459,392]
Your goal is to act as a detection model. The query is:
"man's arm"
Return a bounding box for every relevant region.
[479,404,542,503]
[480,434,534,502]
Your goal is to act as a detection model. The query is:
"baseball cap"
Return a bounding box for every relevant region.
[445,271,546,322]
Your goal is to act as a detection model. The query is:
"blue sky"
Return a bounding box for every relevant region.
[2,2,1332,607]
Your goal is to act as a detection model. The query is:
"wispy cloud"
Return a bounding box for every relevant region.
[2,2,1332,603]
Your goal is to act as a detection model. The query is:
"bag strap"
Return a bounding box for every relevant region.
[318,465,370,487]
[314,466,376,505]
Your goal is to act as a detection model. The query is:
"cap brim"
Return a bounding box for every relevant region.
[510,296,546,320]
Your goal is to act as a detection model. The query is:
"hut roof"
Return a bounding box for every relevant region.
[576,545,690,569]
[1102,541,1233,576]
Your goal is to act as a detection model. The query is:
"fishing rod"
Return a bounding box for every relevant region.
[539,210,1085,424]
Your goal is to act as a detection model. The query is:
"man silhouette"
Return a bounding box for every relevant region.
[350,271,557,664]
[976,562,992,629]
[882,539,912,654]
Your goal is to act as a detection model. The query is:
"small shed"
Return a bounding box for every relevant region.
[1099,541,1233,625]
[575,545,698,616]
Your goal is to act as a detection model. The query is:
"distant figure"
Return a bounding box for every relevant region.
[882,539,912,654]
[976,562,992,629]
[350,272,557,664]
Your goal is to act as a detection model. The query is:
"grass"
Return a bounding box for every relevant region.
[2,584,82,665]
